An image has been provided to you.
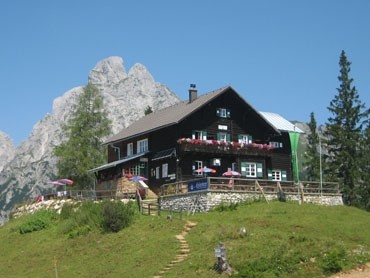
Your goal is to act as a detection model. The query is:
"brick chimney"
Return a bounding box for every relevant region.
[188,84,197,103]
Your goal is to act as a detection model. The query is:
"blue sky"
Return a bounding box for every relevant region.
[1,1,369,146]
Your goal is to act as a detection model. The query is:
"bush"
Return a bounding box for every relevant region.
[102,200,136,233]
[58,200,137,237]
[59,201,103,238]
[214,202,239,212]
[59,202,77,220]
[320,249,346,274]
[19,209,57,234]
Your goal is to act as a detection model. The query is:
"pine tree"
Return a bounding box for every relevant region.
[303,112,322,181]
[144,105,153,115]
[358,122,370,210]
[54,83,112,189]
[324,50,369,206]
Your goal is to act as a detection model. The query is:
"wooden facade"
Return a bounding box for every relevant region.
[90,86,303,194]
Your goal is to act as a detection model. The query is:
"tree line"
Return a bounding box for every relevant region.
[304,50,369,211]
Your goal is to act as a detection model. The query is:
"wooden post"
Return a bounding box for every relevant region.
[298,182,304,203]
[255,180,268,203]
[277,181,286,202]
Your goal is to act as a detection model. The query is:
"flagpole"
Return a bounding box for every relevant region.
[319,135,323,196]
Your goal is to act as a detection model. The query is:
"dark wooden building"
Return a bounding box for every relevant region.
[90,85,303,193]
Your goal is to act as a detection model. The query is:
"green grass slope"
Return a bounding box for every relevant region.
[0,201,369,277]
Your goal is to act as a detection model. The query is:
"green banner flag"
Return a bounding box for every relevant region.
[289,132,300,182]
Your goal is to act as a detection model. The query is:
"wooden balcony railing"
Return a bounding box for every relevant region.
[160,177,340,196]
[177,138,274,156]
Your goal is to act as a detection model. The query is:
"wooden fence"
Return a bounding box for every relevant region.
[160,177,339,197]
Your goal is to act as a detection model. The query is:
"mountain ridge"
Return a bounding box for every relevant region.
[0,56,181,225]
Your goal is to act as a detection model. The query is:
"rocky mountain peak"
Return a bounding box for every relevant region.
[0,56,181,225]
[0,131,15,172]
[88,56,127,86]
[128,63,154,84]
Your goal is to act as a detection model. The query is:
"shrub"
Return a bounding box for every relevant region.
[214,202,239,212]
[102,200,136,233]
[320,249,346,274]
[19,209,57,234]
[59,202,77,220]
[59,201,103,237]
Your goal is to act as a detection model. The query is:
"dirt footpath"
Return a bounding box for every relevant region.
[331,263,370,278]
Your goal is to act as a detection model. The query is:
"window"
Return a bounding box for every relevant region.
[127,143,133,156]
[216,108,231,118]
[272,170,281,181]
[137,138,148,153]
[156,166,160,179]
[269,141,283,148]
[194,160,203,176]
[192,130,207,140]
[162,163,168,178]
[241,162,263,178]
[238,134,252,144]
[218,125,228,130]
[126,166,139,176]
[217,132,230,142]
[268,170,287,181]
[211,158,221,166]
[245,163,256,177]
[219,133,227,142]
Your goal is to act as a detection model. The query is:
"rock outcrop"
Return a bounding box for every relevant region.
[0,56,181,225]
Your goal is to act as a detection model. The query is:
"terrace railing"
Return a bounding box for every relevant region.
[160,177,340,197]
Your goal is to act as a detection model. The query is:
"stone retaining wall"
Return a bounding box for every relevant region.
[11,199,76,218]
[11,198,133,219]
[159,190,343,212]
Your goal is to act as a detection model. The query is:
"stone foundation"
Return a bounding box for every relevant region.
[159,190,343,212]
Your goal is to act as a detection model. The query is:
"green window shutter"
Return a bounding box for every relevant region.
[240,162,247,176]
[216,108,221,117]
[257,163,263,178]
[226,109,231,118]
[238,134,243,142]
[226,133,231,142]
[192,131,195,139]
[267,169,273,180]
[217,132,221,140]
[281,170,287,181]
[248,135,253,143]
[202,131,207,140]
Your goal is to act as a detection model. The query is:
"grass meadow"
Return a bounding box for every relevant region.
[0,200,369,277]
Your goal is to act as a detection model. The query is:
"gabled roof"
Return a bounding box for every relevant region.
[259,111,304,133]
[105,86,230,144]
[105,86,280,144]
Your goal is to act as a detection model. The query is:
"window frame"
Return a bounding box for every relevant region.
[272,170,281,181]
[127,142,133,156]
[162,163,168,178]
[137,138,148,153]
[245,163,257,178]
[194,160,203,176]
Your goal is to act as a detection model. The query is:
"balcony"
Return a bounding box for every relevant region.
[177,138,274,156]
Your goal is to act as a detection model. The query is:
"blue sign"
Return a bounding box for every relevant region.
[188,178,208,192]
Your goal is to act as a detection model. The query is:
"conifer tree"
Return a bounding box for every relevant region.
[303,112,322,181]
[54,83,112,189]
[144,105,153,115]
[358,122,370,210]
[324,50,369,206]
